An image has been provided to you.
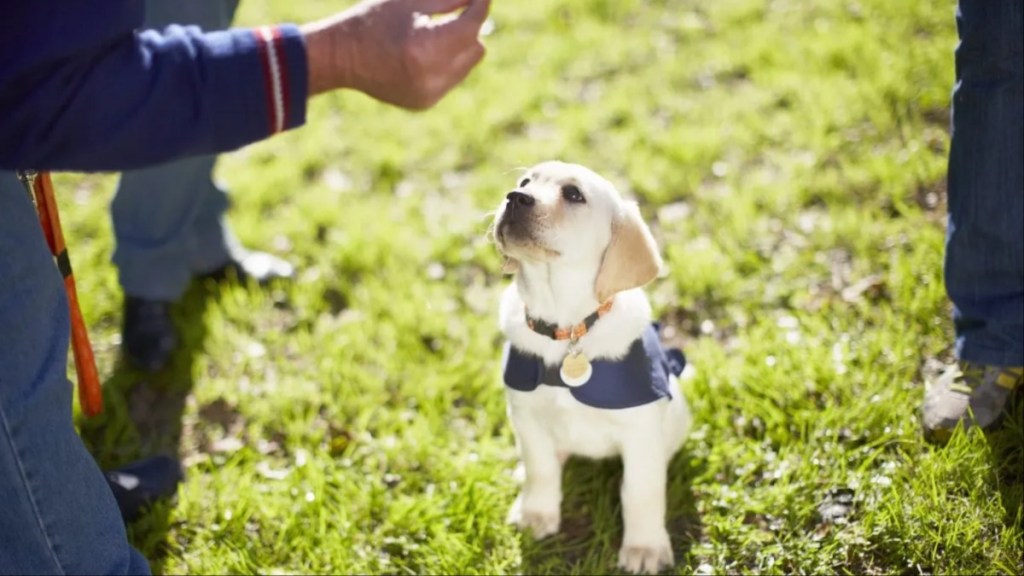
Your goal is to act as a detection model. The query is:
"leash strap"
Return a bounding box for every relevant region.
[16,170,103,417]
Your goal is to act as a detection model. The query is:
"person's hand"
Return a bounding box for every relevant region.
[302,0,491,110]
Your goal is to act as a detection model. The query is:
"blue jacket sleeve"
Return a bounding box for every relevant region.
[0,23,308,172]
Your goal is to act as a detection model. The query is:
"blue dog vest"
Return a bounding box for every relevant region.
[502,323,687,410]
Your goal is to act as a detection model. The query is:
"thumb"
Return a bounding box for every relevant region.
[430,0,491,40]
[455,0,491,28]
[414,0,473,16]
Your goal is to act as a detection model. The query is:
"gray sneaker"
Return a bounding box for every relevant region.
[921,361,1023,443]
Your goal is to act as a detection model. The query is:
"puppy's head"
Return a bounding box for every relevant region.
[493,160,663,302]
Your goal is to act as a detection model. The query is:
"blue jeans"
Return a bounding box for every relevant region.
[0,1,239,572]
[112,0,242,302]
[0,178,150,574]
[945,0,1024,367]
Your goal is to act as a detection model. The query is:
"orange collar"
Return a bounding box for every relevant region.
[525,300,613,341]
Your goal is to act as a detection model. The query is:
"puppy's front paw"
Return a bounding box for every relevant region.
[617,533,674,575]
[506,494,560,539]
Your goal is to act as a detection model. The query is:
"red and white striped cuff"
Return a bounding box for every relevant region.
[252,26,292,135]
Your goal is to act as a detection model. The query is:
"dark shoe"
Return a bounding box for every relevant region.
[200,250,294,285]
[922,361,1023,443]
[104,455,184,522]
[122,296,178,372]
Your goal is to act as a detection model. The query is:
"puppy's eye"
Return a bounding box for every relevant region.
[561,184,585,204]
[519,177,530,187]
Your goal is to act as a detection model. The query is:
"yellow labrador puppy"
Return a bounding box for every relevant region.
[493,161,692,574]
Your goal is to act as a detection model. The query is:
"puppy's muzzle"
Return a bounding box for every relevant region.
[497,191,536,240]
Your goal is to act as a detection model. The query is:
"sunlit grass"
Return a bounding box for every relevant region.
[54,0,1020,573]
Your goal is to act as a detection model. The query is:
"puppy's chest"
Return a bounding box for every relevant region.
[509,386,632,458]
[501,324,683,410]
[502,324,687,459]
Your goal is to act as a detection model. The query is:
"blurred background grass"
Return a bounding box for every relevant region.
[51,0,1021,573]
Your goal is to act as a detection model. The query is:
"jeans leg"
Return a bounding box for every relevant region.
[112,155,227,301]
[111,0,242,301]
[945,0,1024,367]
[184,174,244,276]
[0,174,151,576]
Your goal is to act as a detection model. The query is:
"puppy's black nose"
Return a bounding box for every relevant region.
[506,191,535,208]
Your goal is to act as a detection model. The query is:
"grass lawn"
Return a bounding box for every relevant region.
[52,0,1021,573]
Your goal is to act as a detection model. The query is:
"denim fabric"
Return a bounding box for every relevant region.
[111,154,241,301]
[0,176,150,575]
[945,0,1024,367]
[112,0,242,302]
[1,2,243,572]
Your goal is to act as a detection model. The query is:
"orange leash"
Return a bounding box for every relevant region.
[17,171,103,417]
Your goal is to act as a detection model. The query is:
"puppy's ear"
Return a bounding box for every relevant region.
[594,202,662,302]
[501,257,520,275]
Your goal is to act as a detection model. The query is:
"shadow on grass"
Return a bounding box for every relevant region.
[78,279,216,575]
[520,452,705,575]
[986,389,1024,532]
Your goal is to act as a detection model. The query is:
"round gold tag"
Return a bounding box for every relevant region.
[560,353,593,387]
